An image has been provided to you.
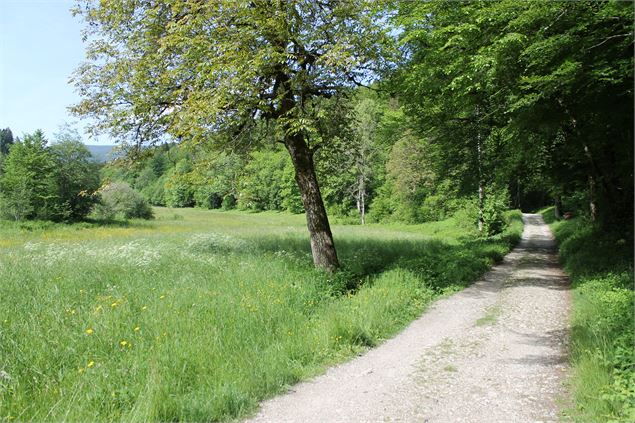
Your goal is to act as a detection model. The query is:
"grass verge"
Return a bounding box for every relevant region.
[542,208,634,422]
[0,208,522,422]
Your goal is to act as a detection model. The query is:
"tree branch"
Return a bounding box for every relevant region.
[587,33,631,51]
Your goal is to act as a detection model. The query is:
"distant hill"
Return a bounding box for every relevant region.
[85,145,117,163]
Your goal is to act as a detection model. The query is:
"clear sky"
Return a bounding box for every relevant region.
[0,0,109,144]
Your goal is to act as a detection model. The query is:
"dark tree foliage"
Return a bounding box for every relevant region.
[395,0,633,225]
[0,128,14,156]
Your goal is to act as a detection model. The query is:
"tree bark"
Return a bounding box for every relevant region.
[357,174,366,225]
[476,132,484,233]
[588,175,597,222]
[554,195,563,220]
[478,181,484,232]
[285,133,340,272]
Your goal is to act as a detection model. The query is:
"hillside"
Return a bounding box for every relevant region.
[85,144,116,163]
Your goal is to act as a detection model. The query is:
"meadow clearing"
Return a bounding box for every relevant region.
[0,208,522,421]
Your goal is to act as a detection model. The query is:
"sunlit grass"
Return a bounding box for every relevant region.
[0,208,522,422]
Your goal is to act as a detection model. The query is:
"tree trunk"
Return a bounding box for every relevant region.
[360,190,365,225]
[476,132,484,233]
[358,174,366,225]
[554,195,563,220]
[285,134,340,272]
[478,181,484,232]
[588,175,597,222]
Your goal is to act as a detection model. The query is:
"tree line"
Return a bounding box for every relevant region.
[0,126,152,222]
[1,0,631,272]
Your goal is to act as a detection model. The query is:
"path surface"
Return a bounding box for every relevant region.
[245,214,570,423]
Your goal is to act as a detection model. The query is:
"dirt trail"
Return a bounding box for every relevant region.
[244,213,570,423]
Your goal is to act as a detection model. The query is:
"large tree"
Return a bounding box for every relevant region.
[0,130,57,220]
[71,0,392,271]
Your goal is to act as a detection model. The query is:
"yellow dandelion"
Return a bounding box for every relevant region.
[87,361,95,368]
[159,295,165,299]
[134,326,140,332]
[120,340,128,347]
[85,328,94,335]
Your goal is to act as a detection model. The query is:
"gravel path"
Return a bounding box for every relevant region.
[244,213,570,423]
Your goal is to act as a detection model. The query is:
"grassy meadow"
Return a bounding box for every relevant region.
[542,209,634,422]
[1,208,522,422]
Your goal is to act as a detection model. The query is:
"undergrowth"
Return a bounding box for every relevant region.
[542,208,634,422]
[0,208,522,422]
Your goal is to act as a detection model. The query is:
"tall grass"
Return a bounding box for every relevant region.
[542,208,634,422]
[0,208,522,421]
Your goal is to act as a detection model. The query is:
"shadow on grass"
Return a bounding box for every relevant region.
[192,226,522,295]
[82,217,157,229]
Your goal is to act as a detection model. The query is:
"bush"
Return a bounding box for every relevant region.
[482,186,510,236]
[164,171,195,208]
[221,195,236,210]
[94,182,153,220]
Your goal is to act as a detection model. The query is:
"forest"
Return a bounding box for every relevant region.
[0,1,633,422]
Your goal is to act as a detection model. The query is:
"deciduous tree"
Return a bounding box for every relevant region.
[71,0,393,271]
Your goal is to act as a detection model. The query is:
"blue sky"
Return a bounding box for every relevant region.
[0,0,109,144]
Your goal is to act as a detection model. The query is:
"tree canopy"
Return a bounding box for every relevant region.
[72,0,395,271]
[395,0,633,224]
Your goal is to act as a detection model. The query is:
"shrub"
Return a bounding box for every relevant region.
[482,186,510,236]
[221,195,236,210]
[94,182,153,220]
[164,171,195,208]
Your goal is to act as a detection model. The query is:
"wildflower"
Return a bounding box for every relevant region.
[120,340,128,347]
[87,361,95,368]
[85,328,94,335]
[159,295,165,299]
[134,326,140,332]
[141,306,147,311]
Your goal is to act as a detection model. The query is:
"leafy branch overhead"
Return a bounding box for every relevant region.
[71,0,395,150]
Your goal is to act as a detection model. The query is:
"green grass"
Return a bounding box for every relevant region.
[0,208,522,422]
[475,306,501,326]
[541,207,634,422]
